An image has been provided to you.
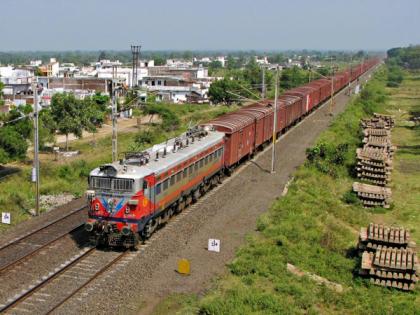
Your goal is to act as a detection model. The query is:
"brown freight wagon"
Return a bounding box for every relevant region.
[279,95,302,128]
[307,79,331,105]
[205,113,255,168]
[306,80,327,109]
[283,86,318,114]
[238,104,273,148]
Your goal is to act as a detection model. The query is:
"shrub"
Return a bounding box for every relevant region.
[342,190,360,204]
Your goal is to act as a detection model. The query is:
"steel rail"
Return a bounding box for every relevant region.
[0,205,87,252]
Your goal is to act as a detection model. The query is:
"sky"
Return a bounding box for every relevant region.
[1,0,419,51]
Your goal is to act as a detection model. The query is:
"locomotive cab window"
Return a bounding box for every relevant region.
[183,168,188,178]
[163,179,169,190]
[170,175,175,186]
[176,172,182,182]
[156,183,162,195]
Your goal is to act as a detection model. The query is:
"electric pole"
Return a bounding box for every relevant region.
[261,66,266,99]
[32,77,40,216]
[131,45,141,87]
[329,57,335,116]
[271,66,279,174]
[348,54,353,95]
[112,66,118,162]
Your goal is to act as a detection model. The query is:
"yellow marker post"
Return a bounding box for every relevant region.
[177,259,190,275]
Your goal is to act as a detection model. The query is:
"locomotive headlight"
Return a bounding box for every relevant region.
[95,203,99,211]
[85,222,94,232]
[125,207,130,214]
[86,190,95,201]
[122,226,131,236]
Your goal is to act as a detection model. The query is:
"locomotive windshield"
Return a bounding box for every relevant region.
[89,176,135,193]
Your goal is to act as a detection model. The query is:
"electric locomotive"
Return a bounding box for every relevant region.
[85,126,225,248]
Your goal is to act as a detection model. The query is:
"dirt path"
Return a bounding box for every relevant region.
[54,115,158,145]
[53,68,379,314]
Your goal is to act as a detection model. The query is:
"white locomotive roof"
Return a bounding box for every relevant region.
[90,129,225,180]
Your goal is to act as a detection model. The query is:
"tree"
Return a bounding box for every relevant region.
[208,78,251,105]
[152,54,166,66]
[81,97,106,144]
[39,109,56,148]
[226,56,237,70]
[208,60,223,76]
[98,51,106,61]
[91,92,110,112]
[0,126,28,164]
[50,93,84,151]
[6,104,33,139]
[34,67,44,76]
[280,66,310,90]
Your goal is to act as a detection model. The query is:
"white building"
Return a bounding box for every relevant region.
[0,66,34,95]
[30,60,42,67]
[216,56,226,67]
[59,63,80,77]
[166,59,193,68]
[255,56,269,65]
[47,58,60,77]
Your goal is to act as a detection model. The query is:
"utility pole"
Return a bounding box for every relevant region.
[261,66,266,99]
[329,57,335,116]
[112,66,118,162]
[131,45,141,87]
[271,66,279,174]
[348,54,353,95]
[308,67,312,83]
[32,77,40,216]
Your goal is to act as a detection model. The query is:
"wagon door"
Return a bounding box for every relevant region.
[238,130,243,160]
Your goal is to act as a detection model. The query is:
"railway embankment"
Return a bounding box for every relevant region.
[168,68,420,313]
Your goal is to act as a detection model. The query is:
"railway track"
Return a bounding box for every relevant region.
[0,247,129,314]
[0,206,87,272]
[0,182,226,313]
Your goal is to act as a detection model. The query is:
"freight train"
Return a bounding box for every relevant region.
[85,58,380,248]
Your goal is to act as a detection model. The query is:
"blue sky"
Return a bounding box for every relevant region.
[1,0,419,51]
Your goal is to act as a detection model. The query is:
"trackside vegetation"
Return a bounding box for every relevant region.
[157,66,419,314]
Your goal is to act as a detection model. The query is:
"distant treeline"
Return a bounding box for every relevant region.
[387,45,420,69]
[0,49,374,67]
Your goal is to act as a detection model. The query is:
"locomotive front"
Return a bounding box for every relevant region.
[85,157,153,248]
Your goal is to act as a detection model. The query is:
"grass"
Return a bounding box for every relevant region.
[0,104,237,233]
[155,67,420,314]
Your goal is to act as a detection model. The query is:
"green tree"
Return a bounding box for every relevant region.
[208,78,251,105]
[39,109,56,148]
[82,97,106,144]
[280,66,310,90]
[0,126,28,164]
[91,92,110,112]
[50,93,84,151]
[98,51,106,61]
[208,60,223,76]
[34,67,44,76]
[6,104,33,139]
[226,56,237,70]
[152,54,166,66]
[243,59,261,87]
